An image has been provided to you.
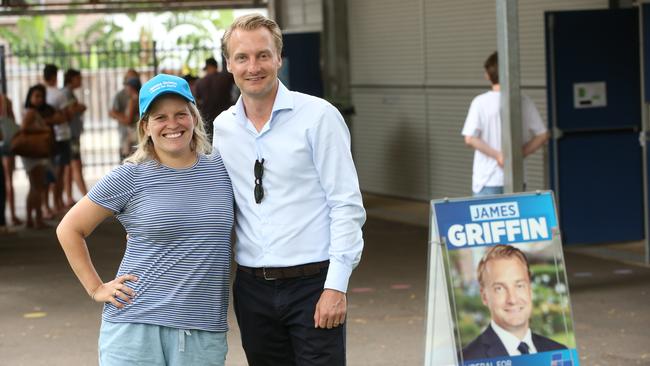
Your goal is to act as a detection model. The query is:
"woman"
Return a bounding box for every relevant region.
[56,74,232,365]
[0,92,22,226]
[22,85,64,229]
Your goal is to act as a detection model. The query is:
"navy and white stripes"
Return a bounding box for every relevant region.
[87,153,233,332]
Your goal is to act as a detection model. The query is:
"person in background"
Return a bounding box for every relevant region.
[0,122,5,233]
[195,57,234,143]
[213,14,365,366]
[62,69,88,206]
[461,51,549,196]
[57,74,233,365]
[109,69,140,161]
[43,63,73,215]
[0,91,22,226]
[21,84,65,229]
[182,73,199,97]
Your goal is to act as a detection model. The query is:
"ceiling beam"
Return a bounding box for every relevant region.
[0,0,266,16]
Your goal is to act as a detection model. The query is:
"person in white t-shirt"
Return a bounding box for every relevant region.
[44,64,73,214]
[461,52,549,196]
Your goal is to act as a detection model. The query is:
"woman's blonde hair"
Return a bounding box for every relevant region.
[123,96,211,164]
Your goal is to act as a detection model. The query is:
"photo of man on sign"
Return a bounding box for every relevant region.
[430,193,580,366]
[461,245,567,360]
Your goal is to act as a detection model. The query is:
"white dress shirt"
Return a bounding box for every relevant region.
[213,81,366,292]
[491,320,538,356]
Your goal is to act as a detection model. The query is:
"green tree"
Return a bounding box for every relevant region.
[0,14,126,69]
[0,10,233,71]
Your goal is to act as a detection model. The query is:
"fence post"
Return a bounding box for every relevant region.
[0,45,6,94]
[152,41,158,75]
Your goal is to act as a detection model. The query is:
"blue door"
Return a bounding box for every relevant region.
[545,9,644,245]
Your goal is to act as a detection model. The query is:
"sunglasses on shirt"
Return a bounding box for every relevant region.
[254,158,264,204]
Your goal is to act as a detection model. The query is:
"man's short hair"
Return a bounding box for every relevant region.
[123,68,140,84]
[221,14,283,60]
[484,51,498,85]
[43,64,59,82]
[203,57,218,70]
[64,69,81,85]
[477,245,531,287]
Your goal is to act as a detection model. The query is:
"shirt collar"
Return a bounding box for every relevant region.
[231,80,294,128]
[490,320,536,355]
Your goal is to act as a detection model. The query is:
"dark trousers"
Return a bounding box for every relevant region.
[233,267,346,366]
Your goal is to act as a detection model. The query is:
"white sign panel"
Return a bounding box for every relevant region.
[573,82,607,109]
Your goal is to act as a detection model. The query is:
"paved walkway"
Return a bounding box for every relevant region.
[0,195,649,365]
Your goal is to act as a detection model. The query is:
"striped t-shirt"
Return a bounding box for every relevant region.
[87,153,233,332]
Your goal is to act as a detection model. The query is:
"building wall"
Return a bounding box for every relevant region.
[275,0,609,200]
[348,0,608,200]
[278,0,323,33]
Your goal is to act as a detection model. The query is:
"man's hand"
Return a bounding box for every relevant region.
[314,289,347,329]
[496,152,504,168]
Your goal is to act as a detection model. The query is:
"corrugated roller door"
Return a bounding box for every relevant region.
[348,0,424,86]
[425,0,495,199]
[349,0,427,198]
[522,88,547,191]
[427,89,478,199]
[425,0,495,86]
[352,90,429,200]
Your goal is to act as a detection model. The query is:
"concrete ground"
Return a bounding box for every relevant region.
[1,194,649,365]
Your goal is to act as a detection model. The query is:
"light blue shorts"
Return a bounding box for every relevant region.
[98,321,227,366]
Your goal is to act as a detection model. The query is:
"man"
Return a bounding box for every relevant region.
[462,51,549,196]
[109,69,140,160]
[61,69,88,206]
[213,14,365,366]
[462,245,567,360]
[195,57,234,143]
[43,64,72,214]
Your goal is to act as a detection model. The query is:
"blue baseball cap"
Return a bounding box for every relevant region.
[139,74,195,118]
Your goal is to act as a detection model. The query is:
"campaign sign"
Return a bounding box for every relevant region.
[435,194,557,249]
[424,192,580,366]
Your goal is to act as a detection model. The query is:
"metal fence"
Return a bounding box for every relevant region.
[0,41,218,178]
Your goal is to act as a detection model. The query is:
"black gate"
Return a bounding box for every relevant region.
[0,41,217,177]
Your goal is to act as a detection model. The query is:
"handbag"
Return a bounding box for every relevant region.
[10,128,53,158]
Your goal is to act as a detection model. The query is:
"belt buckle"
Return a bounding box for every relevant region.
[262,268,277,280]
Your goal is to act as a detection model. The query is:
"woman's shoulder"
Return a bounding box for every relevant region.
[106,161,151,182]
[201,149,225,166]
[196,152,229,179]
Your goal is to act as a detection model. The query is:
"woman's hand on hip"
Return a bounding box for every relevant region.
[91,274,138,308]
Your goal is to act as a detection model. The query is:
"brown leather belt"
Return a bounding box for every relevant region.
[237,260,329,280]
